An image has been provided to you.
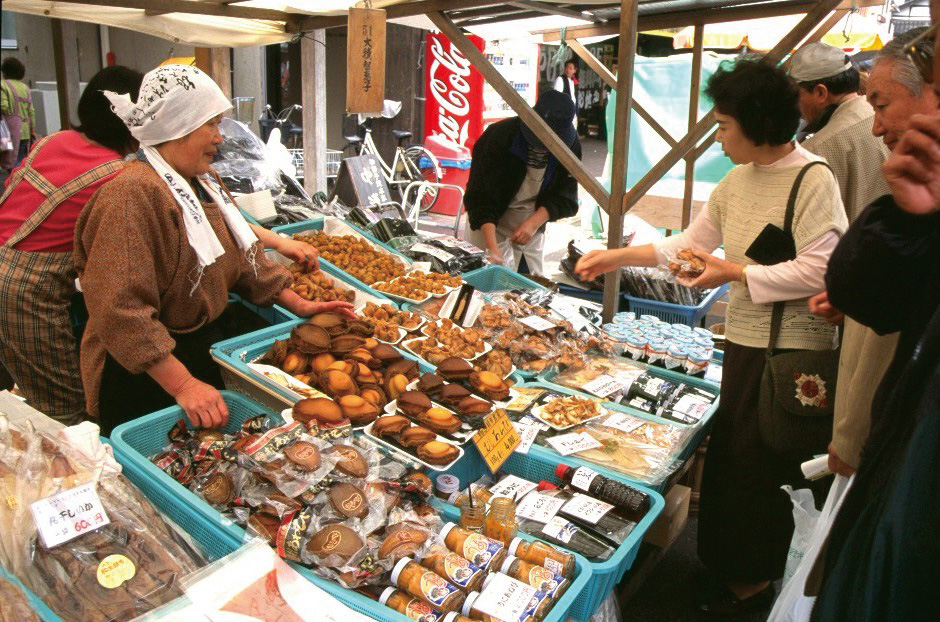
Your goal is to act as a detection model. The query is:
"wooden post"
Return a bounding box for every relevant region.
[681,23,704,229]
[302,29,328,195]
[603,0,639,323]
[50,19,81,130]
[427,11,609,210]
[195,48,233,98]
[621,0,841,215]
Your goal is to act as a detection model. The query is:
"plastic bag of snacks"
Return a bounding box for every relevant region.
[0,415,204,622]
[545,412,690,485]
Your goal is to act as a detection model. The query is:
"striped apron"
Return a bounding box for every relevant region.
[0,135,122,424]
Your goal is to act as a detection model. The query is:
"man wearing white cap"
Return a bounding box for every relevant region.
[794,42,898,480]
[790,42,890,222]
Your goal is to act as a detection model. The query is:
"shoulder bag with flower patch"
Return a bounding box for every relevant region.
[757,161,840,460]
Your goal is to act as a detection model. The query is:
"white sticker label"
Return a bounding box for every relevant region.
[473,572,539,622]
[518,315,557,331]
[489,474,537,502]
[600,412,647,435]
[516,492,566,524]
[582,375,626,398]
[562,493,614,525]
[30,483,110,548]
[571,466,599,490]
[548,299,591,331]
[511,422,540,455]
[541,516,578,544]
[671,394,710,423]
[546,432,603,456]
[410,242,456,262]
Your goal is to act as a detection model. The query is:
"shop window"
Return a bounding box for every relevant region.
[1,12,17,50]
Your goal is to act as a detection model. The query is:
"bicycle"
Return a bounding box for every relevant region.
[259,104,303,148]
[342,117,443,212]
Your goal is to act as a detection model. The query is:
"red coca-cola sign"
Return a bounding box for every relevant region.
[424,33,485,149]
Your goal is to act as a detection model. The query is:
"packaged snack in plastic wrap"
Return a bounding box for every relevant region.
[180,539,375,622]
[0,414,205,622]
[546,412,689,485]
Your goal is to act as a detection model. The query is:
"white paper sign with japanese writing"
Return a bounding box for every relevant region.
[562,493,614,525]
[518,315,557,332]
[582,374,625,398]
[516,492,566,524]
[489,474,537,502]
[511,421,540,455]
[600,412,646,435]
[473,571,539,621]
[30,483,110,548]
[545,431,603,456]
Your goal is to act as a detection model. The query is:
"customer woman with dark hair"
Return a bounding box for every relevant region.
[0,65,144,424]
[576,59,848,615]
[1,56,36,170]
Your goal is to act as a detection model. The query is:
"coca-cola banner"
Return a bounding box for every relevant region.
[424,33,485,149]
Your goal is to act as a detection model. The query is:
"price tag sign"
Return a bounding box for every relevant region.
[549,299,592,332]
[30,483,110,548]
[512,422,539,455]
[582,375,625,398]
[489,474,537,502]
[546,432,602,456]
[518,315,557,332]
[472,410,521,474]
[474,573,539,622]
[504,388,545,413]
[562,493,614,525]
[516,492,565,523]
[600,412,646,435]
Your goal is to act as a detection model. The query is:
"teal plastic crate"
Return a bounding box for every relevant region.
[110,391,591,622]
[210,320,433,412]
[0,565,62,621]
[435,437,664,622]
[461,265,545,292]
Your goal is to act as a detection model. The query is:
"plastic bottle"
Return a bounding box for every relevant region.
[499,555,569,603]
[483,497,518,546]
[420,546,486,593]
[441,522,507,573]
[379,587,445,621]
[507,538,575,579]
[391,557,465,613]
[441,613,477,622]
[555,464,650,520]
[537,481,636,545]
[461,589,537,622]
[513,511,614,561]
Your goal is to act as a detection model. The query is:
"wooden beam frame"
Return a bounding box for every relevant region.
[302,29,328,195]
[537,0,880,42]
[507,1,603,22]
[50,0,293,22]
[620,0,842,216]
[681,22,703,228]
[603,0,639,322]
[299,0,500,31]
[568,38,678,149]
[457,11,543,27]
[427,10,610,211]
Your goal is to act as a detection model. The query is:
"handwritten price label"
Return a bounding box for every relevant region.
[546,431,603,456]
[599,412,646,435]
[518,315,557,331]
[512,422,540,455]
[473,410,521,474]
[582,375,625,398]
[30,483,110,548]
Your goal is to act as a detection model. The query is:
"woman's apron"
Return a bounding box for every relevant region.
[0,135,122,423]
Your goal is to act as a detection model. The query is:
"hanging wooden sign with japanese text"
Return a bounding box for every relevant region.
[472,409,521,474]
[347,7,386,114]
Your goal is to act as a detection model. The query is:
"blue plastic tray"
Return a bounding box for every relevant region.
[210,320,433,412]
[0,564,62,621]
[110,391,592,622]
[436,434,665,621]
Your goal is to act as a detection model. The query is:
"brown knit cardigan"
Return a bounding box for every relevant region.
[74,159,291,418]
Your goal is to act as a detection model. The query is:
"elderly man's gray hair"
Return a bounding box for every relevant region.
[875,27,934,96]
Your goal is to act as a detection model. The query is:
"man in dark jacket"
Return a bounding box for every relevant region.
[463,89,581,275]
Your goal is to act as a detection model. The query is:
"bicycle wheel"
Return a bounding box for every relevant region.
[397,146,443,213]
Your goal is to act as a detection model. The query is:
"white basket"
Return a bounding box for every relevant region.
[287,149,343,179]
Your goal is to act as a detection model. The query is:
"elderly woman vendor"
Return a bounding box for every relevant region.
[75,65,351,435]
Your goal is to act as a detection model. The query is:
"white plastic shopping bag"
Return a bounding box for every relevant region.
[768,474,853,622]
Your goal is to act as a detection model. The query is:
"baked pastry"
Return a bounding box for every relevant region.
[437,356,474,381]
[417,407,462,435]
[397,391,432,417]
[378,524,429,560]
[456,396,492,417]
[283,441,322,471]
[437,383,471,406]
[307,523,364,563]
[292,397,345,427]
[337,394,380,425]
[371,415,411,437]
[319,369,358,398]
[398,426,437,448]
[417,440,460,465]
[325,444,369,478]
[417,373,446,396]
[469,370,511,401]
[372,343,404,365]
[329,482,369,519]
[384,373,409,399]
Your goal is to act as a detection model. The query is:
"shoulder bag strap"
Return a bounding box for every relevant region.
[767,159,832,356]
